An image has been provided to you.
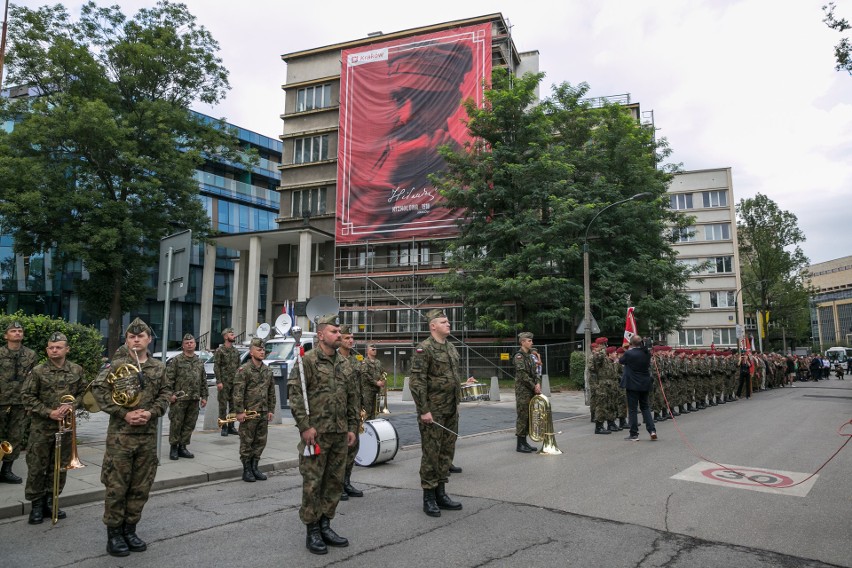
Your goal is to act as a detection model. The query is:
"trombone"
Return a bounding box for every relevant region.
[217,410,260,428]
[53,395,85,525]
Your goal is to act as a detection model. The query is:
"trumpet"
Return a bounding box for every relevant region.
[217,410,260,428]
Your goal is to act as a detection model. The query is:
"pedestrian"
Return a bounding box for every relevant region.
[21,332,85,524]
[514,332,541,453]
[0,321,38,484]
[360,344,385,420]
[736,353,752,399]
[214,327,242,436]
[337,324,364,500]
[288,314,359,555]
[232,338,275,483]
[409,308,465,517]
[165,334,207,460]
[618,335,657,441]
[92,317,170,557]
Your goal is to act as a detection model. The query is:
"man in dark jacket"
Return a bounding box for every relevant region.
[618,335,657,441]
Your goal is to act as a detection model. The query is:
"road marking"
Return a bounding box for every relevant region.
[671,461,818,496]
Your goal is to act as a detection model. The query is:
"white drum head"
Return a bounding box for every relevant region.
[356,418,399,467]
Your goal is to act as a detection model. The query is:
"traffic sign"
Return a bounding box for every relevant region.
[576,316,601,334]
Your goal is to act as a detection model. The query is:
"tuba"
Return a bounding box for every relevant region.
[528,394,562,455]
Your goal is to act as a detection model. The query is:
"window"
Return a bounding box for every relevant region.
[702,190,728,208]
[709,291,735,308]
[312,243,328,272]
[296,84,332,112]
[672,227,696,243]
[712,328,737,345]
[388,243,428,267]
[707,256,733,274]
[294,134,329,164]
[292,187,327,217]
[669,193,693,210]
[678,329,703,346]
[687,291,701,308]
[704,223,731,241]
[678,258,701,273]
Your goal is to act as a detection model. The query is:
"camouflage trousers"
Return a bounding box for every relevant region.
[101,432,159,527]
[168,400,200,446]
[298,431,347,524]
[515,388,533,437]
[345,431,359,477]
[238,417,268,462]
[25,429,71,501]
[0,405,28,461]
[418,411,458,490]
[217,382,234,421]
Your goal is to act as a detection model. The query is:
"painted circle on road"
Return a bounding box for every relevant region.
[700,467,795,488]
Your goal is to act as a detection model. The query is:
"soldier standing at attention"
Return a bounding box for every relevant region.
[588,338,611,435]
[338,325,363,501]
[92,317,170,557]
[21,332,85,524]
[214,327,241,437]
[514,332,541,453]
[361,344,385,421]
[288,314,359,555]
[410,309,465,518]
[0,321,38,484]
[232,338,275,483]
[166,334,207,460]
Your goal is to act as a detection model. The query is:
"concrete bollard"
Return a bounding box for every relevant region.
[489,376,501,401]
[401,376,412,401]
[203,385,219,431]
[271,383,284,424]
[541,374,551,397]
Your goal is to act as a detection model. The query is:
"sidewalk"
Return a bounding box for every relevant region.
[0,387,589,521]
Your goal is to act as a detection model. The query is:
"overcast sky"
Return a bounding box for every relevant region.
[10,0,852,264]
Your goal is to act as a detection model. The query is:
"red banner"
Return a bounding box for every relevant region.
[337,24,491,243]
[623,307,637,347]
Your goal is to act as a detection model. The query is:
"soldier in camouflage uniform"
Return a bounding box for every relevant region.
[0,321,38,484]
[92,317,170,557]
[214,327,241,436]
[410,308,465,518]
[166,334,207,460]
[588,338,611,435]
[21,332,85,524]
[514,332,541,453]
[338,325,363,500]
[361,344,386,420]
[288,314,359,555]
[602,347,624,431]
[232,338,275,483]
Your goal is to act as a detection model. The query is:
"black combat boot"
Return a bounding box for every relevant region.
[448,464,462,473]
[594,421,611,434]
[422,488,441,517]
[28,497,45,525]
[318,515,349,547]
[123,522,147,552]
[242,460,256,482]
[43,497,66,520]
[177,444,194,458]
[339,490,349,501]
[435,482,463,510]
[679,404,690,414]
[617,417,628,430]
[169,444,179,460]
[227,424,239,435]
[516,435,534,452]
[0,460,23,484]
[106,526,130,557]
[220,425,229,436]
[607,421,619,433]
[343,473,363,497]
[305,522,328,555]
[251,458,267,481]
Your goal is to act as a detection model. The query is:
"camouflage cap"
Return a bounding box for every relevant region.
[339,324,352,335]
[222,327,235,337]
[182,333,195,342]
[5,321,23,332]
[424,308,446,322]
[48,332,68,343]
[125,317,151,336]
[249,337,265,348]
[518,332,533,341]
[315,314,340,326]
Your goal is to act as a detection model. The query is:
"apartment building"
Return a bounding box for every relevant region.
[807,255,852,348]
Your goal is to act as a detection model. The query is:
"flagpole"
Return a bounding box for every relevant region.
[0,0,10,90]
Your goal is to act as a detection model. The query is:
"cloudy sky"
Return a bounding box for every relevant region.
[10,0,852,264]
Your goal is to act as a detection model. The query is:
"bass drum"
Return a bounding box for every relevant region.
[356,418,399,467]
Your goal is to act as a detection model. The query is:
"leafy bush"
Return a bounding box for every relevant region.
[569,351,587,390]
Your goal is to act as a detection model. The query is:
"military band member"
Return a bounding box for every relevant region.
[360,344,385,421]
[289,314,359,555]
[0,321,38,484]
[214,327,241,436]
[21,332,85,524]
[92,317,170,557]
[410,308,464,517]
[232,338,275,483]
[338,325,363,500]
[514,332,541,453]
[166,334,207,460]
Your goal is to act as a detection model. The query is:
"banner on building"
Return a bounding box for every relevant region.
[337,23,492,244]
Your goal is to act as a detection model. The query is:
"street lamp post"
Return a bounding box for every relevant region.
[582,192,653,405]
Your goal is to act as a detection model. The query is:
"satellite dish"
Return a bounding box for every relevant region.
[306,295,341,325]
[274,313,292,337]
[255,323,271,340]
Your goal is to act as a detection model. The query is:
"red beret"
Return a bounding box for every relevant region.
[605,346,616,354]
[594,337,609,345]
[616,348,625,354]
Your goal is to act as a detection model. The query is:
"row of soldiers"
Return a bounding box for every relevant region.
[588,337,794,434]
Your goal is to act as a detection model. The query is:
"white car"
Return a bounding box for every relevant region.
[153,350,216,386]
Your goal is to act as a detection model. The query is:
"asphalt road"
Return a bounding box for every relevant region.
[2,380,849,568]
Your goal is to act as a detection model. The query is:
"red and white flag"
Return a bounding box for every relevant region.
[623,307,637,347]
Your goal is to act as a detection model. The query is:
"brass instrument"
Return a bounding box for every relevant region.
[107,362,143,408]
[53,395,85,525]
[1,440,11,458]
[358,408,367,434]
[217,410,260,428]
[376,372,390,415]
[528,394,562,455]
[172,390,188,400]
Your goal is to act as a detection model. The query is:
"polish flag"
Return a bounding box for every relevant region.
[623,307,637,347]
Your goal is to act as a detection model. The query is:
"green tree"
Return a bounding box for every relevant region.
[823,2,852,74]
[0,1,247,355]
[736,193,811,351]
[433,69,693,338]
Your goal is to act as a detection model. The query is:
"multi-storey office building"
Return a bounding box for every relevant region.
[807,255,852,349]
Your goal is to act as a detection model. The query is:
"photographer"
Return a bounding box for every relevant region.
[618,335,657,441]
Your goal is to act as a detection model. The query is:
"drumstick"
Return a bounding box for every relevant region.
[430,420,458,437]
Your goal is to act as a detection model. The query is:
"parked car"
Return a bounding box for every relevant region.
[203,346,251,387]
[153,350,216,386]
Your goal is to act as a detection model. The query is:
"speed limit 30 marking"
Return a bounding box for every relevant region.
[671,461,818,496]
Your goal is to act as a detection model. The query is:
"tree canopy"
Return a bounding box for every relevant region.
[823,2,852,75]
[0,1,247,354]
[433,69,693,338]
